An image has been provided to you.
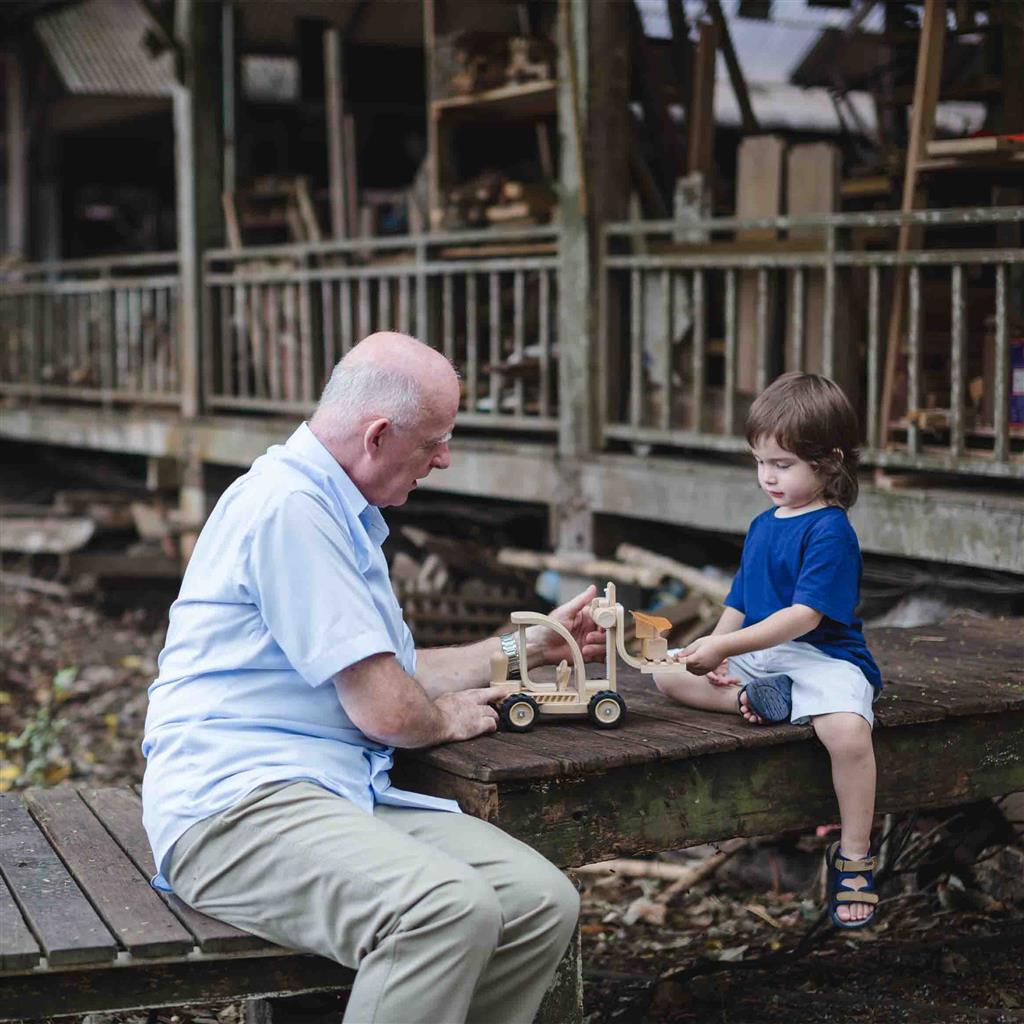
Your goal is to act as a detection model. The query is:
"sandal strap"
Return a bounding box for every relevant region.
[834,853,876,872]
[835,891,879,905]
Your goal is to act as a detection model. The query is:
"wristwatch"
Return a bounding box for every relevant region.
[499,632,521,679]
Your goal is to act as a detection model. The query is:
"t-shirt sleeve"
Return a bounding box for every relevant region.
[792,525,861,626]
[723,559,745,613]
[244,490,398,686]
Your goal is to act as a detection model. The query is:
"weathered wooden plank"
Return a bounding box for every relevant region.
[488,721,658,775]
[80,787,265,954]
[0,793,117,966]
[494,710,1024,870]
[24,789,194,958]
[0,952,355,1022]
[0,873,41,971]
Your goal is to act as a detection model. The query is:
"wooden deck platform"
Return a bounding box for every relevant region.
[1,617,1021,1020]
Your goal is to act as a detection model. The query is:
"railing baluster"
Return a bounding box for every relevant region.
[756,267,769,392]
[949,265,965,458]
[251,284,266,398]
[630,270,643,429]
[907,266,921,456]
[994,264,1009,465]
[692,270,705,433]
[358,278,370,339]
[284,282,298,401]
[661,269,672,431]
[321,280,336,380]
[156,286,168,393]
[299,273,314,401]
[724,268,737,435]
[399,275,410,334]
[267,283,281,401]
[340,279,353,358]
[822,227,836,379]
[489,272,500,417]
[790,267,805,371]
[513,271,525,416]
[539,269,550,418]
[143,288,155,392]
[443,274,455,364]
[466,273,479,413]
[238,283,251,398]
[379,276,391,330]
[866,266,880,451]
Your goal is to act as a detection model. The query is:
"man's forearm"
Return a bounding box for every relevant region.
[415,636,503,697]
[335,654,449,747]
[717,604,822,658]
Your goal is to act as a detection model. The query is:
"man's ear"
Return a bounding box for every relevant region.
[363,417,390,456]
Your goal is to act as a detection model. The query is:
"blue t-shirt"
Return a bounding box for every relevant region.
[724,506,882,689]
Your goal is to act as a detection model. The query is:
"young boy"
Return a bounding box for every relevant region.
[655,372,881,928]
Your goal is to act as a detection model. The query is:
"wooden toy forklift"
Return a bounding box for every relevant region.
[491,581,687,732]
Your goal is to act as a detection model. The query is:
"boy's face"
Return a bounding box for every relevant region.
[750,436,821,513]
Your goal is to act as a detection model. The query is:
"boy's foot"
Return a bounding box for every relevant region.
[826,842,878,928]
[737,674,793,724]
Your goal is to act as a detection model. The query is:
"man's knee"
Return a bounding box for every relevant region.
[413,868,504,951]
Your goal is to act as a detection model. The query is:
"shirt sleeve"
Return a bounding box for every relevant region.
[244,490,398,686]
[792,525,861,626]
[723,558,745,613]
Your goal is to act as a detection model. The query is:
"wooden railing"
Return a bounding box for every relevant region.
[602,207,1024,478]
[0,253,181,406]
[203,228,561,431]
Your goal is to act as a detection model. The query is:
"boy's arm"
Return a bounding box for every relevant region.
[710,606,745,636]
[681,604,822,675]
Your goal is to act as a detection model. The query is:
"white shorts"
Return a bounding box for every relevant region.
[727,641,878,727]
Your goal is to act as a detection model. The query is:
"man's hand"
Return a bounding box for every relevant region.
[527,584,606,665]
[435,685,515,742]
[679,635,727,676]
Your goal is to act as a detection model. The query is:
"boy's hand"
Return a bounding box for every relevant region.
[679,635,726,676]
[707,660,740,687]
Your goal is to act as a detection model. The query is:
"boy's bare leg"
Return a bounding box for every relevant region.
[653,670,740,713]
[811,712,877,924]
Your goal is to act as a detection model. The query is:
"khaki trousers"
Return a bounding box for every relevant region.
[167,782,579,1024]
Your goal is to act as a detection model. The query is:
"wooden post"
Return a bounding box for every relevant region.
[324,26,349,238]
[688,19,717,182]
[173,0,224,421]
[878,0,946,448]
[5,44,29,260]
[735,135,785,401]
[222,2,238,195]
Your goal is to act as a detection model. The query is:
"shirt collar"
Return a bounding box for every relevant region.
[285,423,389,548]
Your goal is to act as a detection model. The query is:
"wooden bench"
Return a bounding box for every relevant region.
[2,617,1022,1023]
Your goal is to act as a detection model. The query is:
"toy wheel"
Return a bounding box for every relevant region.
[499,693,539,733]
[587,691,626,729]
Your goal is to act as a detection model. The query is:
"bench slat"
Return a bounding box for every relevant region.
[80,787,268,954]
[24,789,194,959]
[0,793,117,966]
[0,874,41,971]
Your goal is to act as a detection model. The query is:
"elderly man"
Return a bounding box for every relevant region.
[142,332,602,1024]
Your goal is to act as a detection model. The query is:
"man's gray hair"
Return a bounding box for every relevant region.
[317,359,425,430]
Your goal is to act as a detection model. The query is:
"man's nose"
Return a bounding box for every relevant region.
[432,444,451,470]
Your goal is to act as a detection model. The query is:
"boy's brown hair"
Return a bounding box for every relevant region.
[745,372,860,508]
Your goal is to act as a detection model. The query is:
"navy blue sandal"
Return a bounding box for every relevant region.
[826,841,879,929]
[737,674,793,723]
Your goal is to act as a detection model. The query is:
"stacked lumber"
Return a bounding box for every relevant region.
[442,174,556,230]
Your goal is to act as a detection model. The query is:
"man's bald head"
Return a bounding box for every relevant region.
[312,332,459,439]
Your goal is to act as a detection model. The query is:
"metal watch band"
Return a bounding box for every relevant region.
[499,632,520,679]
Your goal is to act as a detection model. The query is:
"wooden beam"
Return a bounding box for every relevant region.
[5,45,29,259]
[687,18,717,181]
[221,2,238,194]
[706,0,758,134]
[879,0,946,448]
[173,0,224,421]
[323,26,348,238]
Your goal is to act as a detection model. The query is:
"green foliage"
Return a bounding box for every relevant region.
[2,667,75,788]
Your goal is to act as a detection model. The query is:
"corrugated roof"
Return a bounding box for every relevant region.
[35,0,175,98]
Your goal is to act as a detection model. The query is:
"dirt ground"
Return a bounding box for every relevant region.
[2,586,1023,1024]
